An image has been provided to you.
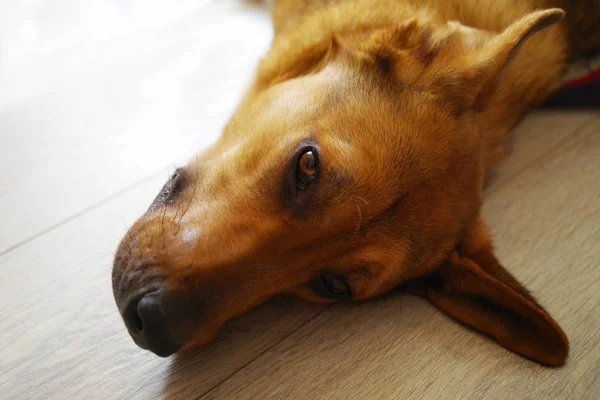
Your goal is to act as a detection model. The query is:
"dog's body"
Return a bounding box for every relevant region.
[112,0,600,366]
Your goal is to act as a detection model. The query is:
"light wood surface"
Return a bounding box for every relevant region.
[0,0,272,254]
[0,1,598,399]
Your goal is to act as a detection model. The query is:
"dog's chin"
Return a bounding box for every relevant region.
[146,344,180,358]
[176,326,222,355]
[129,332,182,357]
[135,331,214,358]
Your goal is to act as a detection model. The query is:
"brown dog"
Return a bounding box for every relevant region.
[112,0,600,367]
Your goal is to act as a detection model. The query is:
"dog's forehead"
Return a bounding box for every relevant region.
[216,63,362,160]
[258,64,350,123]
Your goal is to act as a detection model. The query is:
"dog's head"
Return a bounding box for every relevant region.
[112,9,568,366]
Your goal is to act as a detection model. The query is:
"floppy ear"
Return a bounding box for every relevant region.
[433,8,565,110]
[424,218,569,367]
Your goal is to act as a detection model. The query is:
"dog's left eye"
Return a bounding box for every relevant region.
[322,275,351,295]
[307,275,352,299]
[297,149,318,191]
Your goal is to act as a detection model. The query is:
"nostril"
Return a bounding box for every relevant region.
[123,294,149,335]
[132,309,143,333]
[137,291,164,330]
[122,290,160,336]
[121,289,181,357]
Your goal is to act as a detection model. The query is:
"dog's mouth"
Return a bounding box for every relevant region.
[113,264,358,356]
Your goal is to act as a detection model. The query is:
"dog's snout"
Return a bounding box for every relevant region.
[113,218,200,357]
[122,290,181,357]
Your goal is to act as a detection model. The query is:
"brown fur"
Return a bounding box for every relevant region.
[112,0,600,366]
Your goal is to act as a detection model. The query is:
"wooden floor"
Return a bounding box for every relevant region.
[1,1,598,399]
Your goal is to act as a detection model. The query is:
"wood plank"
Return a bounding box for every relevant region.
[485,110,599,191]
[0,0,272,253]
[201,115,600,400]
[0,175,326,400]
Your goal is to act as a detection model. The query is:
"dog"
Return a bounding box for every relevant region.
[112,0,600,367]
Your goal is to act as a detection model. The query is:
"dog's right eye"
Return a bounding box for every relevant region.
[297,150,318,191]
[283,143,320,208]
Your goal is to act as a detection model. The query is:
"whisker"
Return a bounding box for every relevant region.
[354,195,369,205]
[172,196,184,224]
[121,218,146,258]
[122,217,143,258]
[162,166,171,229]
[160,202,168,234]
[158,164,175,249]
[176,157,199,232]
[355,205,363,233]
[134,223,159,261]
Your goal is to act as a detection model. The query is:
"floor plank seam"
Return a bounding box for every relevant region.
[0,170,165,258]
[197,304,334,400]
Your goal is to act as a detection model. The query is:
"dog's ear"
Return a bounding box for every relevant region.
[435,8,565,110]
[423,217,569,367]
[255,34,340,89]
[355,9,564,110]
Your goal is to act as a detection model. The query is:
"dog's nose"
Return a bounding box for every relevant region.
[122,290,181,357]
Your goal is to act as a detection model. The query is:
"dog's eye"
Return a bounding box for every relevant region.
[283,144,320,208]
[307,274,352,299]
[297,150,318,191]
[322,275,350,295]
